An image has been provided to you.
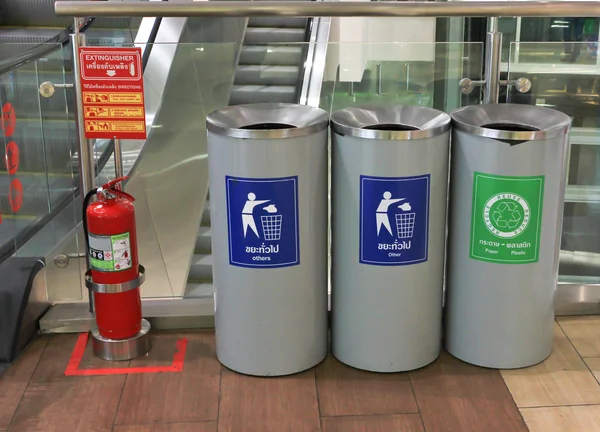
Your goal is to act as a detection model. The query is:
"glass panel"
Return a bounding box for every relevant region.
[0,40,484,304]
[500,18,600,85]
[325,42,484,114]
[503,18,600,64]
[85,16,147,47]
[508,41,600,284]
[499,18,518,63]
[84,0,155,46]
[134,41,481,300]
[0,42,83,300]
[0,43,84,301]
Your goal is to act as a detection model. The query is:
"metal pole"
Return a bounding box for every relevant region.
[55,1,600,18]
[71,17,96,313]
[113,139,124,179]
[376,63,382,95]
[483,17,502,104]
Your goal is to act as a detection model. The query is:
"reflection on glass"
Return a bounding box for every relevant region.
[508,41,600,284]
[0,46,54,251]
[501,17,599,65]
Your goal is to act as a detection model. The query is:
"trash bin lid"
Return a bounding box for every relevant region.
[451,104,571,142]
[206,103,329,139]
[330,105,450,140]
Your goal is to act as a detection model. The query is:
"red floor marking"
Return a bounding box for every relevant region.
[64,332,188,376]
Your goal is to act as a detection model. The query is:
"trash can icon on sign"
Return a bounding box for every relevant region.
[360,174,430,266]
[241,192,282,241]
[226,176,299,268]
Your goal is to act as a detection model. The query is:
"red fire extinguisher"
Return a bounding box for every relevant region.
[84,176,142,340]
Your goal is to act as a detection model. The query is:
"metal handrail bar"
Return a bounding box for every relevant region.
[55,1,600,18]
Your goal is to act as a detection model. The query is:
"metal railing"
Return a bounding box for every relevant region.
[53,0,600,107]
[54,1,600,18]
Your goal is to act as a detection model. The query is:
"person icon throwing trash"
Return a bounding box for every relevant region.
[242,192,270,238]
[376,191,406,236]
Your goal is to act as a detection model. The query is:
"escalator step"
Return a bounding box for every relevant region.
[188,254,213,281]
[229,85,296,105]
[244,27,306,44]
[195,226,212,254]
[201,202,211,227]
[235,65,300,86]
[239,46,304,66]
[248,17,308,29]
[184,281,214,298]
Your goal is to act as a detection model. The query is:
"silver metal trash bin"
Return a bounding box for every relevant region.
[330,105,451,372]
[445,103,571,369]
[206,103,329,376]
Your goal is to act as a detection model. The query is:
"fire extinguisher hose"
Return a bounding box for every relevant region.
[83,187,99,255]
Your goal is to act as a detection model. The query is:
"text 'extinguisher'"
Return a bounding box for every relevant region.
[84,177,142,340]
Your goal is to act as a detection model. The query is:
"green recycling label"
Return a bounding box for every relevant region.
[88,232,133,272]
[469,172,544,264]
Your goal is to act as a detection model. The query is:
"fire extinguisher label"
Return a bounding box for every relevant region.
[88,232,133,272]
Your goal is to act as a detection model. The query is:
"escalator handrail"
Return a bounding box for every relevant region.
[0,17,96,77]
[294,3,316,104]
[0,16,159,263]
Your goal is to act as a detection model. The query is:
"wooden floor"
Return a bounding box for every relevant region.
[1,316,600,431]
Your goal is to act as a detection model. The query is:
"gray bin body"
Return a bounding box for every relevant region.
[206,103,329,376]
[445,104,571,369]
[330,105,451,372]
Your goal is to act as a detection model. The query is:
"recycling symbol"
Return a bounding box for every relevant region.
[483,193,530,239]
[491,201,522,230]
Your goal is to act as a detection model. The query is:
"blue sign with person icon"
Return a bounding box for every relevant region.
[226,175,300,268]
[359,174,430,266]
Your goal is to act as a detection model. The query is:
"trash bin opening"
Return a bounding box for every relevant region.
[362,123,420,131]
[240,123,297,130]
[481,123,540,132]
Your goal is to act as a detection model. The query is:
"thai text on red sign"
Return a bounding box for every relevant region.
[79,47,147,140]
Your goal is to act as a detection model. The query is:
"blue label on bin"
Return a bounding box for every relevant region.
[360,174,430,266]
[226,175,300,268]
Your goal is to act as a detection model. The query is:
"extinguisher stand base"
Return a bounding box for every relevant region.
[91,318,152,361]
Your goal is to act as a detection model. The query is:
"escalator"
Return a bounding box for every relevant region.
[0,1,328,364]
[230,15,310,104]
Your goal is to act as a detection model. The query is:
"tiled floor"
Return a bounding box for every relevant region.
[1,316,600,431]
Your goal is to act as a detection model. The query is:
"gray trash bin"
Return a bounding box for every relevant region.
[330,105,451,372]
[445,103,571,369]
[206,103,329,376]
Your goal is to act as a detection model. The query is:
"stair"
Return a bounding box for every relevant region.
[229,15,309,106]
[184,202,214,298]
